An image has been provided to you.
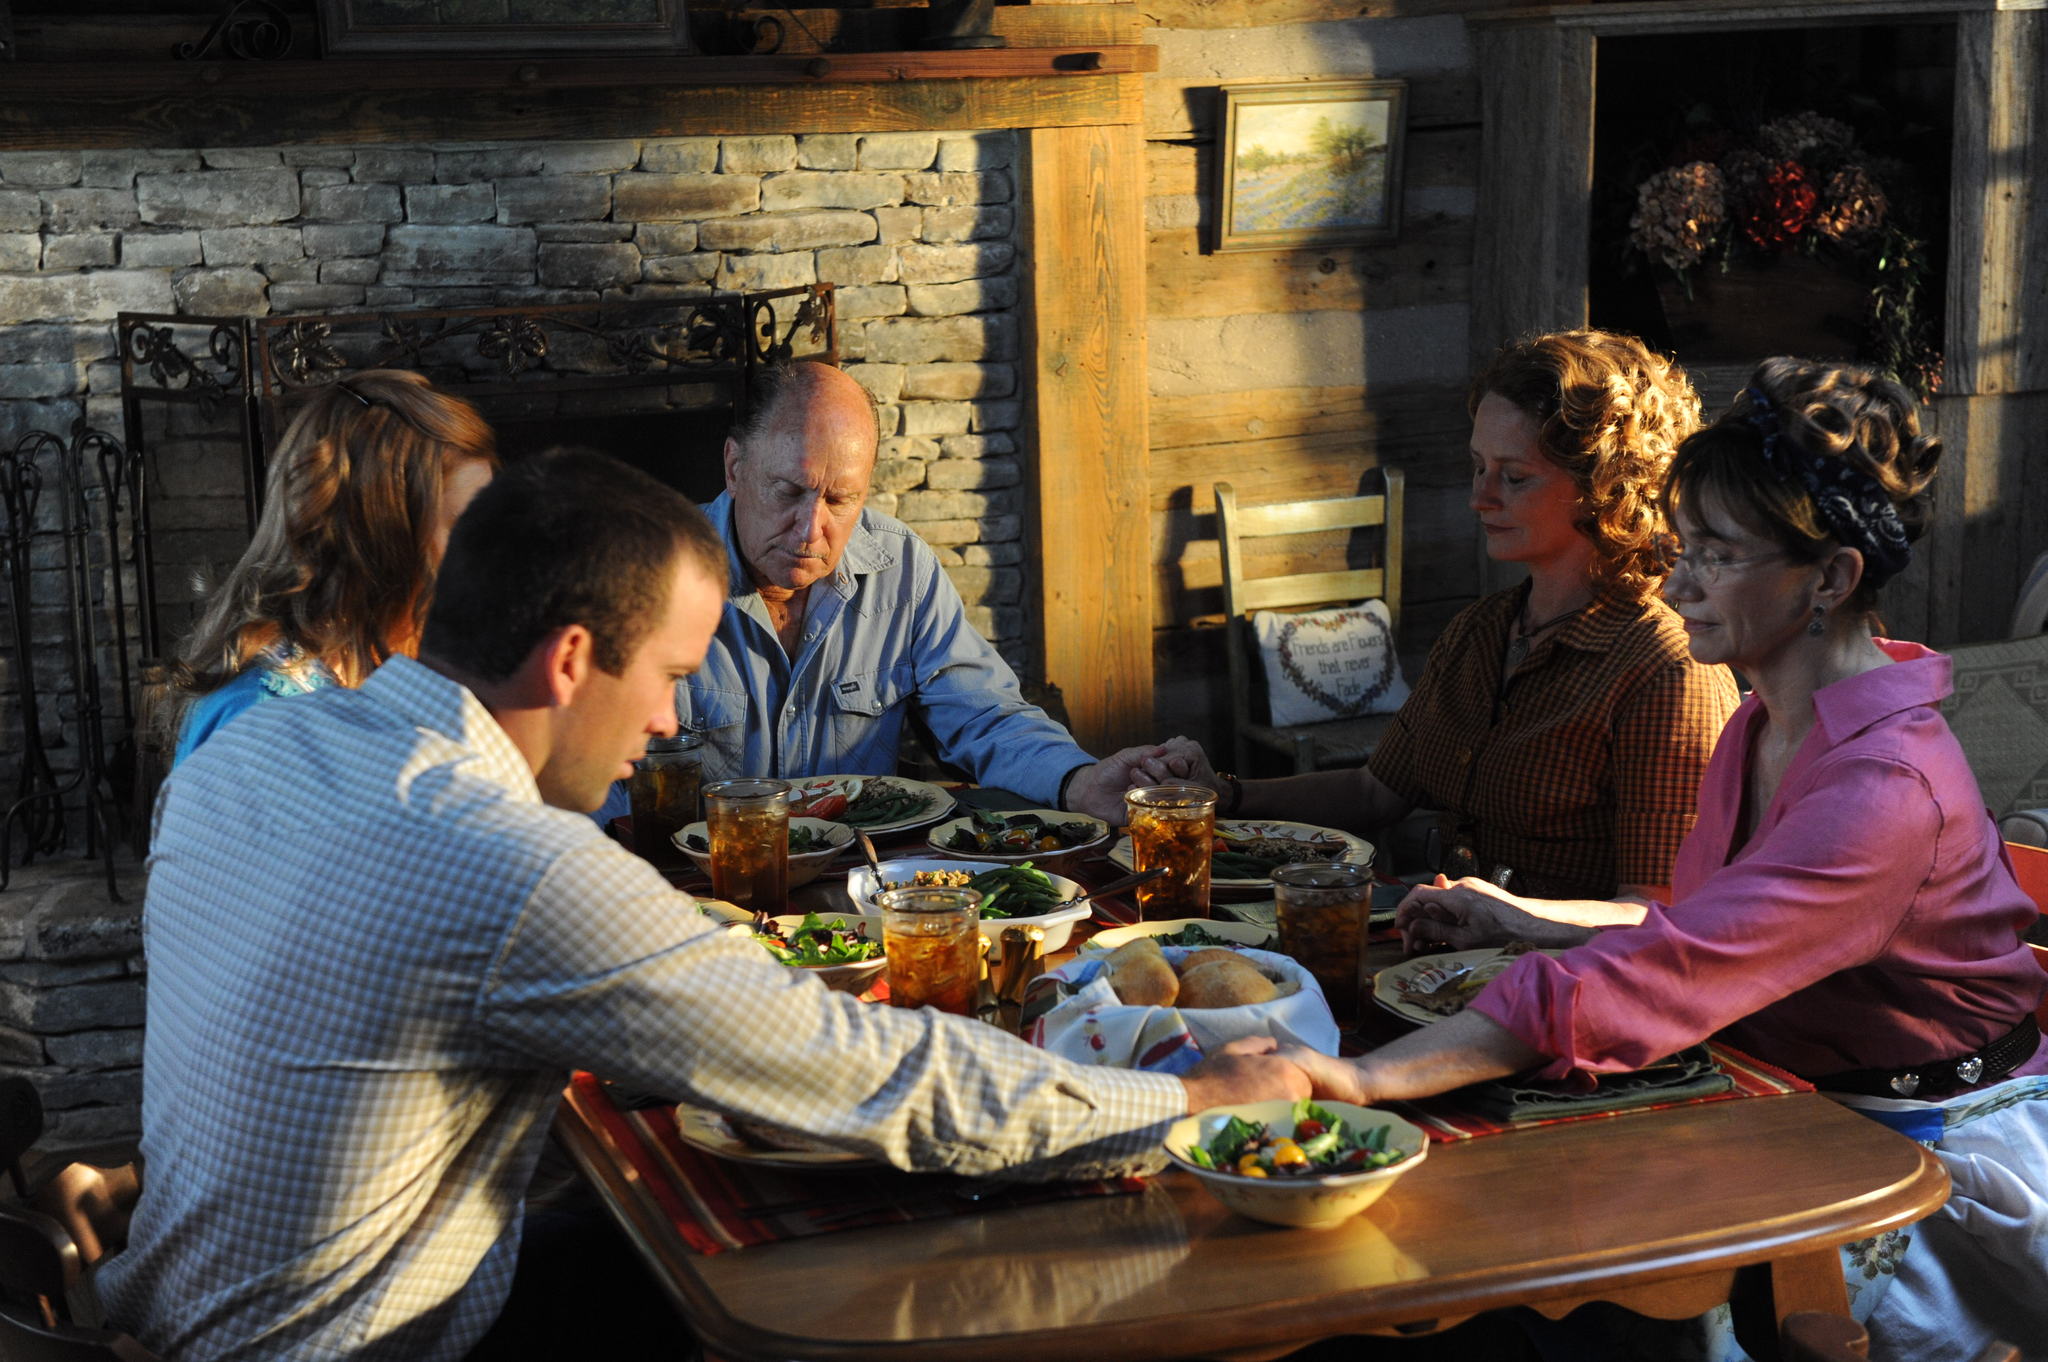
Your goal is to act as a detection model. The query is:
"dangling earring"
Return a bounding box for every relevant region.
[1808,604,1826,637]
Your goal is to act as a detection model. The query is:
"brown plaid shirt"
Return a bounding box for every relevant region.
[1370,582,1740,899]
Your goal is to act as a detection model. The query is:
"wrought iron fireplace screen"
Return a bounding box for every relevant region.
[117,284,836,659]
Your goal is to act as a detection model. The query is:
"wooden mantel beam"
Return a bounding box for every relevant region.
[0,50,1153,150]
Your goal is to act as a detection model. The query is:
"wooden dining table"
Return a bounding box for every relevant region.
[580,802,1950,1361]
[556,1083,1944,1362]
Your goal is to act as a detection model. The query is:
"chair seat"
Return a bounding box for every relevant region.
[1241,712,1398,774]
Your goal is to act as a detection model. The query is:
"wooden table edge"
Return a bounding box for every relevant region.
[553,1089,1950,1362]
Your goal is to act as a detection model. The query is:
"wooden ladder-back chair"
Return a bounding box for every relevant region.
[1215,468,1405,775]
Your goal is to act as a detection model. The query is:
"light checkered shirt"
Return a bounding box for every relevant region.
[101,656,1183,1361]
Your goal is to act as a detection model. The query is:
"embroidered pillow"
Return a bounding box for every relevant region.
[1252,601,1409,727]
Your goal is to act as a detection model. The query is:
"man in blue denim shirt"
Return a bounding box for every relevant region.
[601,361,1189,823]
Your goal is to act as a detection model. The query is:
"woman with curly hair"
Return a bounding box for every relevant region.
[168,369,498,765]
[1332,357,2046,1361]
[1193,329,1740,901]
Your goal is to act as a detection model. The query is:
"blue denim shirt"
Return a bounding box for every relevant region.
[603,493,1088,816]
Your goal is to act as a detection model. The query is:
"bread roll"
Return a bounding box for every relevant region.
[1177,948,1243,976]
[1106,939,1180,1007]
[1176,956,1279,1009]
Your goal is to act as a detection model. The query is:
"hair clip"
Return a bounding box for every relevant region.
[334,380,375,409]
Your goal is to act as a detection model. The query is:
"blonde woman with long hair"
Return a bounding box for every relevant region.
[169,369,498,765]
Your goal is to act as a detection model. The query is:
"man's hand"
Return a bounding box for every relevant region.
[1062,737,1204,821]
[1395,875,1564,955]
[1177,1036,1311,1111]
[1275,1046,1372,1105]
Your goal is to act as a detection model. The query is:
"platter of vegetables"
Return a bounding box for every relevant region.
[788,775,953,834]
[1108,820,1374,893]
[927,808,1111,865]
[1164,1099,1430,1228]
[845,856,1094,958]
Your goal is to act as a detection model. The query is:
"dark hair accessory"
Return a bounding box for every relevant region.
[1738,386,1912,588]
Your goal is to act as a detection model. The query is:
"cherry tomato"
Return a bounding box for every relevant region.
[1294,1119,1327,1140]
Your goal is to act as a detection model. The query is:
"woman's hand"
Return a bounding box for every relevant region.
[1395,875,1574,954]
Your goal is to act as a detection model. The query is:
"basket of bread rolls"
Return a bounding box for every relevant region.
[1019,937,1339,1072]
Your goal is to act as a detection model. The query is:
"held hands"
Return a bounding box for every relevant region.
[1179,1037,1378,1111]
[1064,737,1213,822]
[1395,875,1555,955]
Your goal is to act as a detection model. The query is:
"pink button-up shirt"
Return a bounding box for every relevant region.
[1472,640,2046,1083]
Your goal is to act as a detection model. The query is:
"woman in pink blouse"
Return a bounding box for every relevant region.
[1299,359,2047,1361]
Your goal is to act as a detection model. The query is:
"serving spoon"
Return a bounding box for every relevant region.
[1054,865,1166,910]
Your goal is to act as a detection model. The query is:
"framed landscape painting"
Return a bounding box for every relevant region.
[1213,80,1408,253]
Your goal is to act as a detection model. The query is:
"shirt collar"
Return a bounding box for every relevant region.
[357,655,543,803]
[1503,578,1650,654]
[1812,638,1952,744]
[702,490,894,599]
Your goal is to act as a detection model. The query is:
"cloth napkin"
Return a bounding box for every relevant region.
[1392,1043,1811,1143]
[1460,1044,1732,1123]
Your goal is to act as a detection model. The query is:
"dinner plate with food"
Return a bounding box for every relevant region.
[925,808,1111,868]
[1107,820,1374,894]
[1370,943,1563,1026]
[787,775,954,835]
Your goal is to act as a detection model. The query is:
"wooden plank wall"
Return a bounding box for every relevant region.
[1142,1,1509,761]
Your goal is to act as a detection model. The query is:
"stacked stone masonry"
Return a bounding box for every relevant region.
[0,857,147,1155]
[0,132,1028,660]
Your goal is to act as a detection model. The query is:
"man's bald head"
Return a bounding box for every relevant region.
[722,361,880,594]
[731,361,879,466]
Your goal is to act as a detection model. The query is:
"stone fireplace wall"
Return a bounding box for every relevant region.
[0,129,1027,839]
[0,132,1025,1150]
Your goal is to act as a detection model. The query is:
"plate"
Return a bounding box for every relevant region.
[672,1104,875,1170]
[1370,946,1563,1027]
[924,808,1111,868]
[1081,918,1278,952]
[1108,820,1374,892]
[787,775,955,836]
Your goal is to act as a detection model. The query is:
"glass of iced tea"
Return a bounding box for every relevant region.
[879,886,982,1016]
[628,733,705,867]
[1272,860,1374,1027]
[1125,785,1216,920]
[704,778,790,915]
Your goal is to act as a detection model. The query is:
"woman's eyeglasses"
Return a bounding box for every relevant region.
[1653,533,1786,586]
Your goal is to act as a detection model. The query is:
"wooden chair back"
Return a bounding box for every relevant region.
[0,1076,44,1200]
[1214,468,1406,774]
[0,1302,159,1361]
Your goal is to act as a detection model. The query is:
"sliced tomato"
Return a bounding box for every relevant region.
[803,793,849,821]
[1293,1119,1327,1140]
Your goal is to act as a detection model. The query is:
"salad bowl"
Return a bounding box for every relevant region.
[1165,1099,1428,1229]
[732,913,888,994]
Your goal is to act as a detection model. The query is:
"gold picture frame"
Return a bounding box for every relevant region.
[1212,79,1408,253]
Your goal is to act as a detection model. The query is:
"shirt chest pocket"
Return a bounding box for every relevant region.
[827,665,916,719]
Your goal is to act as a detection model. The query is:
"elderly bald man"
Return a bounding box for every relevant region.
[603,360,1193,823]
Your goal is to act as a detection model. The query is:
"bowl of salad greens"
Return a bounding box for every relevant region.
[846,857,1092,957]
[1164,1099,1428,1229]
[738,912,889,994]
[677,817,854,889]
